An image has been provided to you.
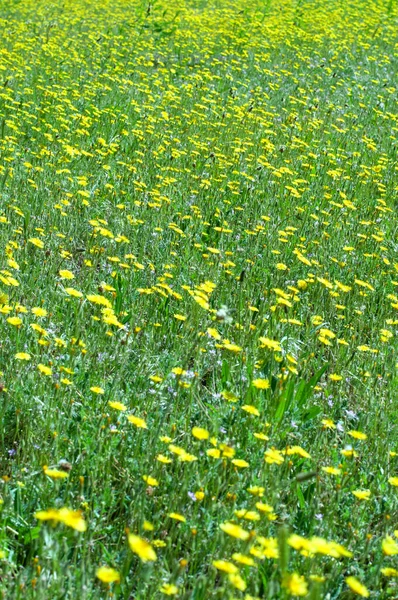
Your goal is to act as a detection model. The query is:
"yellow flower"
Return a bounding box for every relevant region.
[252,378,270,389]
[35,507,86,532]
[382,536,398,555]
[256,502,276,517]
[212,560,238,574]
[168,512,186,522]
[0,293,9,305]
[65,287,83,298]
[220,443,234,458]
[31,323,47,336]
[7,316,22,327]
[259,337,281,352]
[388,477,398,486]
[191,427,209,440]
[207,327,221,340]
[322,418,336,429]
[288,535,352,559]
[157,454,172,464]
[329,373,343,381]
[96,566,120,583]
[234,510,259,521]
[108,401,127,411]
[127,415,148,429]
[219,522,249,540]
[381,568,398,577]
[228,573,247,591]
[171,367,185,376]
[59,508,87,531]
[352,490,371,501]
[38,364,52,376]
[345,576,369,597]
[128,534,157,562]
[207,448,221,459]
[90,386,104,394]
[159,583,178,595]
[283,573,308,596]
[322,466,341,476]
[59,270,75,280]
[341,448,358,458]
[43,467,68,479]
[285,446,311,459]
[29,237,44,249]
[254,432,269,441]
[231,459,249,468]
[232,553,255,566]
[143,475,159,487]
[247,486,265,496]
[169,444,187,457]
[87,294,112,308]
[15,352,30,361]
[348,430,367,440]
[264,448,284,465]
[222,342,242,353]
[32,307,47,317]
[220,390,239,402]
[242,405,260,416]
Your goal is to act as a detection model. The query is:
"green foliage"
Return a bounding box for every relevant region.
[0,0,397,597]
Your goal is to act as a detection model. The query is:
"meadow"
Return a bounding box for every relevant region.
[0,0,397,597]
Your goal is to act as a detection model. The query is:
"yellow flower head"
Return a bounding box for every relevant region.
[212,560,238,574]
[38,364,52,376]
[192,427,209,440]
[127,415,148,429]
[15,352,31,361]
[128,534,157,562]
[168,512,186,522]
[348,430,367,440]
[90,386,104,395]
[96,566,120,583]
[59,270,74,280]
[382,536,398,556]
[43,467,68,480]
[352,490,371,501]
[108,401,127,411]
[7,316,22,327]
[252,378,270,390]
[242,405,260,416]
[35,507,86,532]
[283,573,308,597]
[345,576,369,597]
[159,583,178,595]
[219,522,249,540]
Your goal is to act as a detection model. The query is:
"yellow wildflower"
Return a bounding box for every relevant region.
[345,576,369,597]
[96,566,120,583]
[128,534,157,562]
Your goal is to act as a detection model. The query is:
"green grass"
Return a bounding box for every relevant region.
[0,0,397,597]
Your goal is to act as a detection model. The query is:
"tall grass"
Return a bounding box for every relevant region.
[0,0,397,597]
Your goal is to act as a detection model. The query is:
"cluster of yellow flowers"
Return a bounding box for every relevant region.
[0,0,396,596]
